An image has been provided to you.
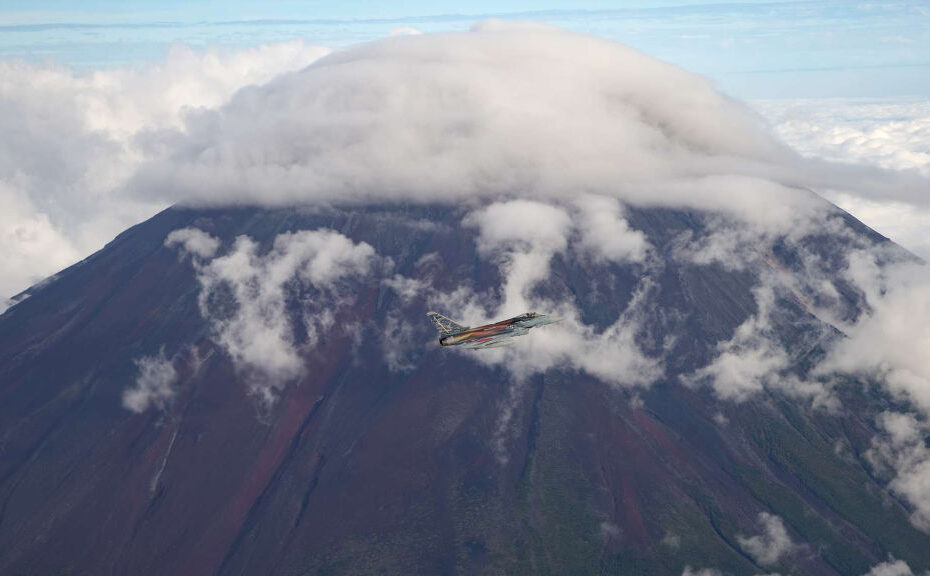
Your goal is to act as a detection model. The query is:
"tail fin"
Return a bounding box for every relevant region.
[427,312,467,334]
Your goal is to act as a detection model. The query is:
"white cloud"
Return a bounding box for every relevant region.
[174,228,377,403]
[808,242,930,535]
[446,201,660,389]
[131,23,837,238]
[756,98,930,260]
[0,294,25,316]
[81,42,329,138]
[756,99,930,176]
[736,512,795,567]
[0,182,81,298]
[687,286,788,401]
[671,218,768,271]
[383,273,430,303]
[866,412,930,532]
[465,199,573,316]
[819,253,930,418]
[165,226,221,259]
[6,23,930,317]
[532,289,661,389]
[469,199,572,257]
[684,279,837,409]
[861,558,915,576]
[820,191,930,260]
[0,40,328,299]
[123,351,178,413]
[573,194,649,263]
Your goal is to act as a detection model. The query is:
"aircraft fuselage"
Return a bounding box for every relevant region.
[429,312,557,349]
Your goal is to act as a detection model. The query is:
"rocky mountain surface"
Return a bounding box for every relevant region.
[0,202,926,576]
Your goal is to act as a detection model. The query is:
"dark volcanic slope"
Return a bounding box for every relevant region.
[0,204,926,576]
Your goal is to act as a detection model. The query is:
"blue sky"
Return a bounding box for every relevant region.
[2,0,929,99]
[0,0,795,21]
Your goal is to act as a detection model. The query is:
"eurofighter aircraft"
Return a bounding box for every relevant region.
[427,311,559,350]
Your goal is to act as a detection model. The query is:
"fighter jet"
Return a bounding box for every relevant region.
[427,311,559,350]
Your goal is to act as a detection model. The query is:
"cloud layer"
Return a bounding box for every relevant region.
[757,99,930,176]
[756,98,930,259]
[131,23,832,235]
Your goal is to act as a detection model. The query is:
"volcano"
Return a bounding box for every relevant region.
[1,200,928,576]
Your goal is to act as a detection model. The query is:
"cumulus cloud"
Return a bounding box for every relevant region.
[736,512,795,567]
[172,228,377,403]
[0,40,328,298]
[383,273,431,303]
[123,351,178,413]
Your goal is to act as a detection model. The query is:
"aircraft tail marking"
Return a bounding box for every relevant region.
[427,312,467,334]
